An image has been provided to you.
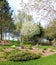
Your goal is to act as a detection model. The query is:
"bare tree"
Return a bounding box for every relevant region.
[21,0,56,27]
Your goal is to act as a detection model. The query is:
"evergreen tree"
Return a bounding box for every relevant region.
[0,0,14,40]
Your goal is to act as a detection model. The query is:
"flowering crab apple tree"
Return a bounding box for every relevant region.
[20,22,40,47]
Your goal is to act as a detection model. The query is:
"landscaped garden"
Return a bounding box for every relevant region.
[0,40,56,65]
[0,41,56,65]
[0,0,56,65]
[0,54,56,65]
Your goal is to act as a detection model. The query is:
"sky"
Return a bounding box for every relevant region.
[8,0,28,13]
[8,0,21,13]
[8,0,56,27]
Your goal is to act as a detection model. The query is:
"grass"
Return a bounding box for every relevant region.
[0,46,3,51]
[35,45,56,50]
[0,54,56,65]
[10,40,20,46]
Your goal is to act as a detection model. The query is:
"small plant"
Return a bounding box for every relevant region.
[0,52,7,58]
[50,49,54,52]
[29,46,33,49]
[42,50,46,53]
[11,45,16,49]
[38,52,42,57]
[43,48,47,50]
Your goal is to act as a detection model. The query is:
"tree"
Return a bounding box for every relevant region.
[27,23,45,45]
[15,10,34,47]
[45,19,56,44]
[21,0,56,26]
[50,19,56,40]
[21,22,40,46]
[0,0,14,40]
[16,10,33,30]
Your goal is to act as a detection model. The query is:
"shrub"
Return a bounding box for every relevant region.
[50,49,54,52]
[7,51,41,61]
[0,52,7,58]
[10,40,20,46]
[11,45,16,49]
[42,50,45,53]
[29,46,33,49]
[37,52,42,57]
[43,48,47,50]
[42,48,47,53]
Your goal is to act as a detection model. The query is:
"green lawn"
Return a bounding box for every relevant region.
[35,45,56,50]
[0,54,56,65]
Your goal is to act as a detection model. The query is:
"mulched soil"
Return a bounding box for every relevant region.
[3,48,14,52]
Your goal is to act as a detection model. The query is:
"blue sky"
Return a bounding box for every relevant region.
[8,0,21,13]
[8,0,28,13]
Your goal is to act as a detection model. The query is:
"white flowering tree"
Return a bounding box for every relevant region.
[20,22,40,47]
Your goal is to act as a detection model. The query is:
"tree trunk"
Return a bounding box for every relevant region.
[0,15,3,40]
[20,34,24,48]
[9,33,10,40]
[0,26,3,40]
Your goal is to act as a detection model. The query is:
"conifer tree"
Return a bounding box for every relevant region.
[0,0,14,40]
